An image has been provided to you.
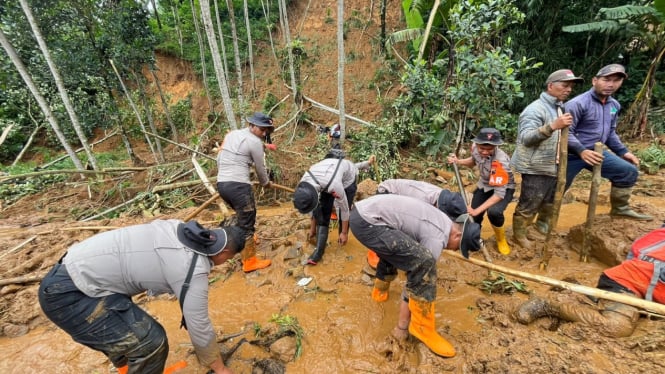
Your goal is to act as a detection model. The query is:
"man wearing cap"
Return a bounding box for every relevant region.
[217,112,275,273]
[447,128,516,255]
[349,194,481,358]
[293,149,361,265]
[38,220,245,374]
[511,69,584,250]
[565,64,651,220]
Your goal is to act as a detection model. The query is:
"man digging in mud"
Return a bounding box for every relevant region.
[349,194,481,357]
[38,220,245,374]
[516,222,665,337]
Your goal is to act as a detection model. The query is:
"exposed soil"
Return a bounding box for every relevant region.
[2,1,665,373]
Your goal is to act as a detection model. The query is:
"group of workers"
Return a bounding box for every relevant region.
[37,63,662,373]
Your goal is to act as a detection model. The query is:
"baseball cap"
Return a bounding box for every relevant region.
[472,128,504,146]
[546,69,584,84]
[596,64,627,79]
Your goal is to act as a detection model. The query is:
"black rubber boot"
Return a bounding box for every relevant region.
[307,225,329,265]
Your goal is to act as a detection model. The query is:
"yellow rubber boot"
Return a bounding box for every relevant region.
[491,225,511,255]
[408,298,456,357]
[371,278,390,302]
[242,236,271,273]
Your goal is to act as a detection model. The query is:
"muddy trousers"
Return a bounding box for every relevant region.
[349,209,438,301]
[38,264,168,374]
[470,188,514,227]
[514,174,557,233]
[217,181,257,238]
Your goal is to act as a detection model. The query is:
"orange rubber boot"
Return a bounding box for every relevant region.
[408,297,456,357]
[242,236,271,272]
[164,360,187,374]
[371,278,390,302]
[367,250,380,269]
[117,366,128,374]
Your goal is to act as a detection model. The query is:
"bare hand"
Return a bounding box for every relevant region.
[623,152,640,167]
[580,149,604,166]
[552,113,573,130]
[338,232,348,245]
[368,155,376,165]
[447,154,457,164]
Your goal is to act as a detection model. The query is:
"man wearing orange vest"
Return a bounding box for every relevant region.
[447,128,515,255]
[516,223,665,337]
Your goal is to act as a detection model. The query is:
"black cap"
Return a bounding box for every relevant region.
[325,148,345,159]
[247,112,274,128]
[455,214,481,259]
[437,190,467,220]
[293,182,318,214]
[177,221,228,256]
[472,128,503,146]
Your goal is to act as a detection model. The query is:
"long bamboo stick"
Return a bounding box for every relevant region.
[581,142,604,262]
[184,194,220,221]
[442,250,665,315]
[541,105,568,270]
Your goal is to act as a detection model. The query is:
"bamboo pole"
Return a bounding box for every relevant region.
[0,235,36,260]
[252,181,294,193]
[581,142,604,262]
[191,156,229,217]
[442,250,665,316]
[540,105,568,270]
[184,194,220,221]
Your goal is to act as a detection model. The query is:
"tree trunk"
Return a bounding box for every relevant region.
[19,0,99,170]
[243,0,256,96]
[0,29,85,171]
[190,0,215,114]
[278,0,301,106]
[150,68,179,143]
[171,2,184,56]
[133,70,165,162]
[337,0,346,144]
[109,59,158,163]
[380,0,387,54]
[150,0,162,29]
[260,0,278,61]
[225,0,245,123]
[200,0,238,129]
[213,0,231,81]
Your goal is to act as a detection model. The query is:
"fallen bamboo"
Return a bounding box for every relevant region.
[0,235,37,260]
[253,181,295,193]
[581,142,603,262]
[541,105,568,270]
[0,271,48,287]
[144,131,215,161]
[184,194,220,221]
[191,156,229,217]
[442,250,665,316]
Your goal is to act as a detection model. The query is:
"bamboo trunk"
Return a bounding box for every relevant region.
[581,142,604,262]
[540,106,568,270]
[443,250,665,316]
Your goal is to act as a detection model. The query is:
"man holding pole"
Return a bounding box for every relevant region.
[511,69,584,250]
[516,223,665,337]
[565,64,651,220]
[216,112,274,273]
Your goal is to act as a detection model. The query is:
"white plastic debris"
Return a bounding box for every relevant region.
[297,277,313,287]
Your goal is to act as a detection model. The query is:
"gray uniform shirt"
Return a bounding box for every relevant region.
[511,92,563,177]
[354,194,452,259]
[341,160,371,188]
[217,127,270,186]
[300,158,353,221]
[471,145,516,199]
[63,219,219,365]
[377,179,442,206]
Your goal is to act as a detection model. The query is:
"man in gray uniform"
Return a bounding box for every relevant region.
[217,112,274,272]
[293,151,358,265]
[38,220,245,374]
[349,194,481,358]
[377,178,466,220]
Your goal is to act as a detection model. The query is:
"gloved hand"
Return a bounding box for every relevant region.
[265,143,277,151]
[372,278,391,302]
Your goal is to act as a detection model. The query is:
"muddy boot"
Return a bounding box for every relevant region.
[408,297,456,357]
[306,225,328,265]
[242,235,271,273]
[491,225,511,255]
[610,187,653,220]
[372,278,391,302]
[534,203,554,235]
[512,215,534,250]
[515,297,555,324]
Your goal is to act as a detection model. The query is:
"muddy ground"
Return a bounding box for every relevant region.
[2,1,665,373]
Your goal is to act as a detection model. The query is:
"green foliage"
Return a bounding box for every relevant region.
[348,122,404,180]
[170,97,194,133]
[473,272,529,295]
[268,314,305,359]
[637,144,665,174]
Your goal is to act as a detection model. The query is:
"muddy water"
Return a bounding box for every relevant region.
[0,193,663,373]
